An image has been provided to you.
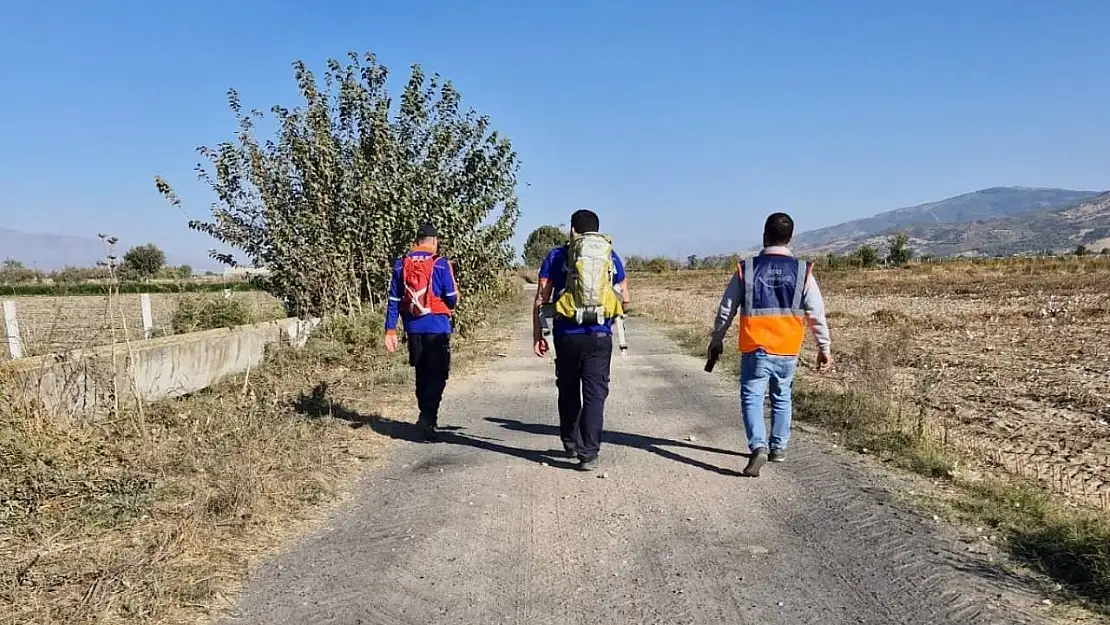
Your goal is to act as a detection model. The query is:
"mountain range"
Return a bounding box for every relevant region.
[0,229,217,271]
[6,186,1110,268]
[789,186,1110,257]
[0,229,110,270]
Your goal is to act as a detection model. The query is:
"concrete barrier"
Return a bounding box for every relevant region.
[1,316,320,417]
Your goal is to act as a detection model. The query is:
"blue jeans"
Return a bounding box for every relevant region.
[740,349,798,452]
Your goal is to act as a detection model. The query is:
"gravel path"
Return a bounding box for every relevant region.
[219,309,1050,625]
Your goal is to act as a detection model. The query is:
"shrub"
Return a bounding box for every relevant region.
[171,295,252,334]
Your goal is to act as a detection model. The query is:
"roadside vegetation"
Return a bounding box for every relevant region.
[1,48,523,625]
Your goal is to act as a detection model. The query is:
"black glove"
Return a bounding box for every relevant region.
[705,341,723,372]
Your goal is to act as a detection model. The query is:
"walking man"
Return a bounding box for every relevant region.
[385,223,459,442]
[533,209,630,471]
[709,212,832,477]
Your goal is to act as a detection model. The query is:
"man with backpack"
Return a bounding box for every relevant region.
[708,212,832,477]
[532,209,630,471]
[385,223,460,442]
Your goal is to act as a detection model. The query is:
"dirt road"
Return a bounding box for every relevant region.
[220,312,1051,625]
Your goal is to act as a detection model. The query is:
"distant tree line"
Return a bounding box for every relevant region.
[1,243,205,286]
[518,225,1109,276]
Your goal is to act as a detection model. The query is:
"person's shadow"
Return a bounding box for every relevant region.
[291,382,743,475]
[291,382,579,469]
[486,417,746,477]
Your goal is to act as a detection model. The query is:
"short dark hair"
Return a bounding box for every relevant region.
[570,209,600,234]
[763,212,794,246]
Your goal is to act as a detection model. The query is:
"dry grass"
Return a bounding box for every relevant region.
[632,259,1110,612]
[1,292,285,358]
[0,286,523,625]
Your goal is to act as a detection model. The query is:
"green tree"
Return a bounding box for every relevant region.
[1101,248,1110,256]
[823,253,846,271]
[646,257,670,273]
[1075,244,1089,257]
[156,51,520,322]
[624,255,648,272]
[854,244,880,268]
[522,225,567,268]
[0,259,37,284]
[886,233,913,267]
[122,244,166,280]
[177,264,194,279]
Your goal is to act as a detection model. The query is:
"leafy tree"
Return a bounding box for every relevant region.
[0,259,37,284]
[853,244,880,268]
[522,225,567,267]
[1101,248,1110,256]
[624,255,647,272]
[51,265,108,283]
[686,254,699,270]
[886,233,913,267]
[822,253,846,271]
[122,244,166,279]
[1075,244,1089,257]
[177,264,194,279]
[156,51,520,323]
[646,257,670,273]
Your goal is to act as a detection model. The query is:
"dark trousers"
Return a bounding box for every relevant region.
[408,333,451,427]
[553,332,613,461]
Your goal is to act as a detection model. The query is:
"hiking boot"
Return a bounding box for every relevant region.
[769,449,786,463]
[418,421,439,442]
[742,448,768,477]
[577,457,599,472]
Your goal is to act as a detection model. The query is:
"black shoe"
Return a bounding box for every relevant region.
[742,448,768,477]
[562,442,578,459]
[769,449,786,463]
[418,420,439,442]
[577,457,599,472]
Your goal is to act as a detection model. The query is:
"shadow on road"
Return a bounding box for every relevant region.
[291,382,579,469]
[487,417,747,477]
[291,382,743,475]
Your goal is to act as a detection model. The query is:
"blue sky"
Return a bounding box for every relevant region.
[1,0,1108,267]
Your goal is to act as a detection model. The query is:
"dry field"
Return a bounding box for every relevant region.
[1,291,284,358]
[633,259,1110,511]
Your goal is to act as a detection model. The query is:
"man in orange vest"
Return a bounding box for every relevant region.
[385,223,459,442]
[708,212,832,477]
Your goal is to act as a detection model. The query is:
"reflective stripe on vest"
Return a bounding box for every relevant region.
[738,256,807,356]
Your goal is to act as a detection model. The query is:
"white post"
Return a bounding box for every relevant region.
[140,293,153,339]
[2,300,23,359]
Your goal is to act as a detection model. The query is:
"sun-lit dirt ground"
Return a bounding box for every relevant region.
[634,257,1110,510]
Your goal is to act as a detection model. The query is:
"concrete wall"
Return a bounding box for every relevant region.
[2,316,319,418]
[0,291,284,359]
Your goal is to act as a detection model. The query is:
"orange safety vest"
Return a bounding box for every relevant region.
[737,255,809,356]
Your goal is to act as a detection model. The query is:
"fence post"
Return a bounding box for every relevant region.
[140,293,154,339]
[2,300,23,359]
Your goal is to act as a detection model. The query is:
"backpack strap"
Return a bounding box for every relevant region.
[402,253,440,316]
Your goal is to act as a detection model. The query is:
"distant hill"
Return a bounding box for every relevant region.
[866,192,1110,257]
[792,187,1101,253]
[0,229,107,270]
